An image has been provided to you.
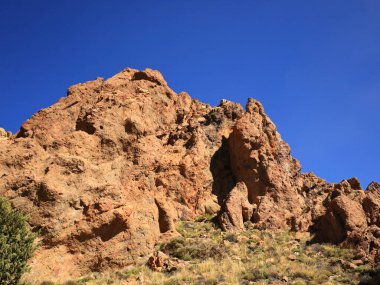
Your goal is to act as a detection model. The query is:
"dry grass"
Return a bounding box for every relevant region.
[39,217,379,285]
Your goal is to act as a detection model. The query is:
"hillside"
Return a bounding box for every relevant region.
[0,68,379,283]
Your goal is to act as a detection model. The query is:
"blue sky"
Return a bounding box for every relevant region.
[1,0,379,186]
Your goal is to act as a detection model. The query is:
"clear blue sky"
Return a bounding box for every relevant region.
[1,1,379,187]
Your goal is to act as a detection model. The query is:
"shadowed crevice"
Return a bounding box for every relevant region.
[93,218,128,242]
[155,199,173,234]
[75,119,96,134]
[131,71,162,85]
[210,137,236,205]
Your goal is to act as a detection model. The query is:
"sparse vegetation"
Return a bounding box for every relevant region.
[38,217,379,285]
[0,197,35,285]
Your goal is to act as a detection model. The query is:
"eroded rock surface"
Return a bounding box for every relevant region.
[228,99,307,231]
[311,180,380,265]
[0,128,11,140]
[0,68,241,281]
[0,68,378,281]
[218,182,254,231]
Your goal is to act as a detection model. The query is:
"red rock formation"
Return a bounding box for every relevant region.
[218,182,255,231]
[0,68,378,281]
[0,128,11,140]
[0,68,242,281]
[228,99,307,231]
[311,180,380,265]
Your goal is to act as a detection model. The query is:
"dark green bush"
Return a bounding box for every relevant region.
[0,197,35,284]
[159,237,224,261]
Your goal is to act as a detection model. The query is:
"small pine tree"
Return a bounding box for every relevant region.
[0,197,35,285]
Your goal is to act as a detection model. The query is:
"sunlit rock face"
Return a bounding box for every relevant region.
[0,68,378,281]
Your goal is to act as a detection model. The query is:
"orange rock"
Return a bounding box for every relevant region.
[1,68,379,282]
[219,182,254,231]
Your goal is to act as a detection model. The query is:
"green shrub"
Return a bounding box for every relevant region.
[195,213,215,222]
[159,237,224,261]
[0,197,35,284]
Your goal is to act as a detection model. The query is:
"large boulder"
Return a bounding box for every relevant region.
[218,182,255,231]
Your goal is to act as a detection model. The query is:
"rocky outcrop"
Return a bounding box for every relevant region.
[311,180,380,265]
[228,99,307,231]
[0,68,242,281]
[218,182,255,231]
[218,97,380,266]
[0,67,379,281]
[0,128,11,140]
[146,251,186,273]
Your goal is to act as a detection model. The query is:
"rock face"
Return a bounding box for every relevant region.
[218,182,255,231]
[311,180,380,265]
[228,99,307,231]
[0,68,378,281]
[0,128,11,140]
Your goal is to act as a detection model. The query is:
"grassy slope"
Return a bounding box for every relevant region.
[41,216,379,285]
